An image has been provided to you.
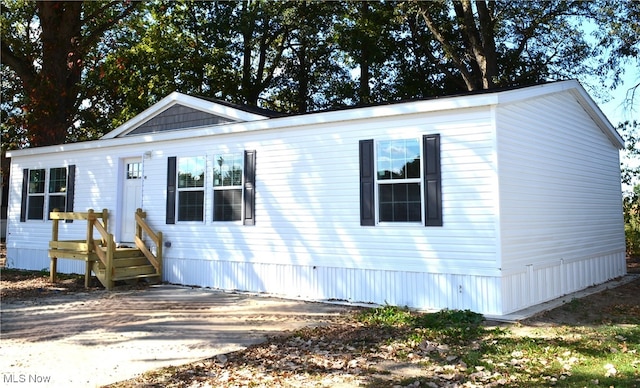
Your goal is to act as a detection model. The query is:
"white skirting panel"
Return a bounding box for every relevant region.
[5,247,86,274]
[164,257,503,315]
[502,250,627,314]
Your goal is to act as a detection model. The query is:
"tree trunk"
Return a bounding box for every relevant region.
[27,2,83,146]
[417,0,498,91]
[1,1,138,147]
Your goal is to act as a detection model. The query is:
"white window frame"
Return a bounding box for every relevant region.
[375,138,424,224]
[213,152,244,222]
[176,156,206,222]
[26,167,68,221]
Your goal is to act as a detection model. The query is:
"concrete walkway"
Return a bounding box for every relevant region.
[0,285,354,387]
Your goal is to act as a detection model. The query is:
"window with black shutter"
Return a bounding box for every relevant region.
[359,135,442,226]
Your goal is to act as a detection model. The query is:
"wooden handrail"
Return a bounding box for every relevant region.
[87,209,114,289]
[134,208,163,274]
[50,210,108,221]
[49,208,162,290]
[49,208,111,288]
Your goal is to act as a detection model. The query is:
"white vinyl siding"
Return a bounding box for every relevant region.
[5,82,624,316]
[496,93,625,313]
[7,108,499,277]
[496,93,625,270]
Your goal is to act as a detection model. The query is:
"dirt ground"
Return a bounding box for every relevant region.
[523,254,639,326]
[1,254,638,387]
[0,279,354,387]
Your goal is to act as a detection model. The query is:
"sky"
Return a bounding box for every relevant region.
[598,69,639,126]
[598,66,640,192]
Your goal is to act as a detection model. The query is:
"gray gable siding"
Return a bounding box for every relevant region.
[126,105,235,136]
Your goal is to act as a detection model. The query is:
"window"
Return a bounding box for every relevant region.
[213,153,243,221]
[166,152,256,225]
[27,169,45,219]
[48,167,67,216]
[359,135,441,226]
[177,156,205,221]
[21,166,75,222]
[127,162,142,179]
[377,139,422,222]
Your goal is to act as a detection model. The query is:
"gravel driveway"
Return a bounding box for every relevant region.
[0,285,353,387]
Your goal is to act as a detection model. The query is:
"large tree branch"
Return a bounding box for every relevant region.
[475,0,497,87]
[1,42,36,86]
[407,14,468,91]
[511,3,587,62]
[453,0,483,89]
[415,2,475,90]
[79,1,140,56]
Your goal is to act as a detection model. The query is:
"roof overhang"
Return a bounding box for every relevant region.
[7,80,624,158]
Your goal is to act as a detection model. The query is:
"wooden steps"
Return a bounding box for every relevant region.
[48,209,163,290]
[91,246,161,288]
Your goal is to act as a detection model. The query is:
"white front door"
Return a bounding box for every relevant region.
[121,158,143,242]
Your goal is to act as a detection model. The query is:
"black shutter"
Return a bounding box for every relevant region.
[166,157,177,224]
[359,139,375,226]
[65,165,76,223]
[243,150,256,225]
[423,134,442,226]
[20,169,28,222]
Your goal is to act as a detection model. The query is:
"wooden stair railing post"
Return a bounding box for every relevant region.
[101,208,109,245]
[134,208,162,277]
[105,233,115,290]
[50,208,60,283]
[136,208,143,242]
[86,209,95,288]
[157,231,163,276]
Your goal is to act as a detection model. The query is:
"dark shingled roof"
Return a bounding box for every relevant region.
[195,80,563,118]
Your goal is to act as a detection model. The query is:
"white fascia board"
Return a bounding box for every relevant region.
[100,92,269,139]
[569,87,625,150]
[7,93,503,158]
[5,94,500,157]
[6,136,130,157]
[9,81,620,157]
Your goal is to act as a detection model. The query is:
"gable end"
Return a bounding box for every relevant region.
[125,104,235,136]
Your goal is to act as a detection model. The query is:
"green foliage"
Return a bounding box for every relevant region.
[477,325,640,387]
[624,184,640,256]
[412,309,486,345]
[591,0,640,89]
[1,1,140,146]
[359,306,486,345]
[621,121,640,256]
[620,120,640,187]
[358,305,415,327]
[357,305,639,386]
[2,0,637,165]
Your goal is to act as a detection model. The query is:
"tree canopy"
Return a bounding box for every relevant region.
[1,0,637,165]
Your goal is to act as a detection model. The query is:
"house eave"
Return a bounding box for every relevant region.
[7,80,622,158]
[5,94,501,158]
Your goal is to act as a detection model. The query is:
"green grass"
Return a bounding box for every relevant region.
[356,306,640,387]
[0,267,82,281]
